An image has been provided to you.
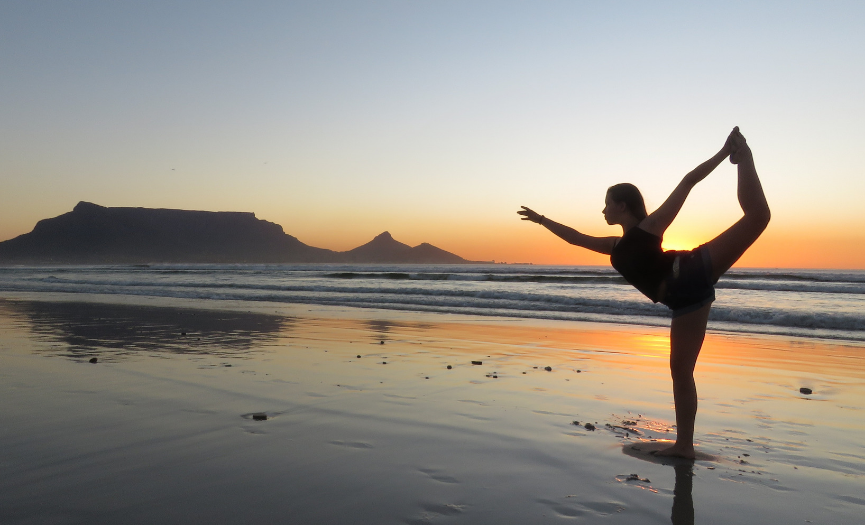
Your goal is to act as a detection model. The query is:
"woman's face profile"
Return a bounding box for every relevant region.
[602,193,625,225]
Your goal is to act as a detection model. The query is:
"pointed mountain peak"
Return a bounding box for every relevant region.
[374,231,393,240]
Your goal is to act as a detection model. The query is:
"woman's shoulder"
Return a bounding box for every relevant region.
[625,225,661,241]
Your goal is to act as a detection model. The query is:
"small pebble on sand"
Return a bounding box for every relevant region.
[380,341,384,345]
[800,387,813,395]
[471,360,482,365]
[447,365,452,369]
[252,413,268,421]
[89,357,98,363]
[584,423,596,431]
[357,355,361,358]
[544,366,552,371]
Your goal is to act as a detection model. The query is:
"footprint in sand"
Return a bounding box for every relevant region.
[404,503,467,524]
[418,468,459,484]
[539,498,625,518]
[536,498,587,518]
[328,440,374,449]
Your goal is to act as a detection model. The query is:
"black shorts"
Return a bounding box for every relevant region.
[661,245,716,318]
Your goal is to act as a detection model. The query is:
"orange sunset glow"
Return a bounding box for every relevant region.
[1,2,863,270]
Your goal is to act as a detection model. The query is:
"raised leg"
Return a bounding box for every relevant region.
[655,302,711,459]
[705,135,771,282]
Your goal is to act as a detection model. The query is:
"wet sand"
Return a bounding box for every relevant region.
[1,293,864,524]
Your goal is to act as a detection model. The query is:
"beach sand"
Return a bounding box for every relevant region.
[1,293,864,524]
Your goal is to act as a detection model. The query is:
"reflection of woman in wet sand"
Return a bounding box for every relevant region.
[518,128,769,459]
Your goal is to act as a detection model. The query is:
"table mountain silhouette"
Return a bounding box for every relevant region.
[0,202,474,264]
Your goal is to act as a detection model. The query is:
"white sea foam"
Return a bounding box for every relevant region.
[1,264,864,342]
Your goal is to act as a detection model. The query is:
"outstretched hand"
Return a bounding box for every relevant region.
[518,206,543,224]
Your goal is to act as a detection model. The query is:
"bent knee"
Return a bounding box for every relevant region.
[670,363,695,380]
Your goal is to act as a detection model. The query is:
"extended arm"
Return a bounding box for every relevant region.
[639,129,738,237]
[518,206,618,255]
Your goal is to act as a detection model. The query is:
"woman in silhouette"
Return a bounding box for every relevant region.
[518,127,769,458]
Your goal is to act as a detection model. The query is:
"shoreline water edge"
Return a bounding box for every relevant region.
[1,263,864,343]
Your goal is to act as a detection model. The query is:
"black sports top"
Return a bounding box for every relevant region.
[610,226,677,303]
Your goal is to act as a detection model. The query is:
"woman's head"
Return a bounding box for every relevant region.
[604,183,647,223]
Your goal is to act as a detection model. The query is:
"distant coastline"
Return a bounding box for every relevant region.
[0,202,488,265]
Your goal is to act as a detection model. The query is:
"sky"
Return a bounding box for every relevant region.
[2,1,864,268]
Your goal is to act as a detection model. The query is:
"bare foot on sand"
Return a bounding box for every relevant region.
[653,443,696,460]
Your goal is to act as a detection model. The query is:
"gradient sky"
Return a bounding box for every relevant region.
[2,1,864,268]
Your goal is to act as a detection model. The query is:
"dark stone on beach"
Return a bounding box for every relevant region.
[471,360,482,365]
[447,365,452,369]
[382,361,387,364]
[799,387,812,395]
[572,421,580,426]
[89,357,98,363]
[493,375,498,378]
[425,376,429,379]
[380,341,384,345]
[584,423,596,431]
[577,370,581,373]
[181,332,186,336]
[357,355,362,358]
[252,413,267,421]
[544,366,552,371]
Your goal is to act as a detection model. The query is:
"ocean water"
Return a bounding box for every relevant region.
[0,264,863,343]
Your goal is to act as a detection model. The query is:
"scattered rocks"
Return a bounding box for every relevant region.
[799,387,813,395]
[623,474,650,483]
[544,366,552,372]
[471,360,482,365]
[88,357,98,364]
[252,413,268,421]
[572,421,580,426]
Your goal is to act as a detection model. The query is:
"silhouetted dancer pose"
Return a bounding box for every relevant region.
[518,127,769,459]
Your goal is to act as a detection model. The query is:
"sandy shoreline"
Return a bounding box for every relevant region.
[2,293,864,524]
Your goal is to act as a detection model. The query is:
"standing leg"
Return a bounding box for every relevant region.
[656,302,711,459]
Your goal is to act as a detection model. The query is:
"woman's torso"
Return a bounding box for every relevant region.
[610,226,677,302]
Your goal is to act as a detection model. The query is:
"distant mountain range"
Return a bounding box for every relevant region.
[0,202,480,265]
